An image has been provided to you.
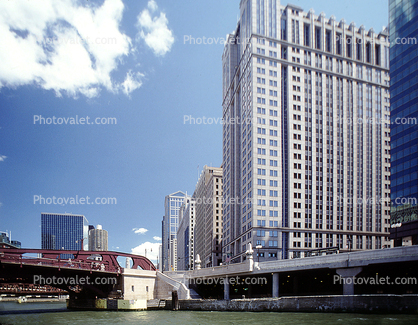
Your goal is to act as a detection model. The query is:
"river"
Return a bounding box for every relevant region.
[0,302,417,324]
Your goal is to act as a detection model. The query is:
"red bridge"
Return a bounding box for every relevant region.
[0,248,156,299]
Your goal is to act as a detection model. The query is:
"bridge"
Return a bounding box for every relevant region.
[0,248,155,273]
[0,248,167,309]
[166,245,418,299]
[2,246,417,310]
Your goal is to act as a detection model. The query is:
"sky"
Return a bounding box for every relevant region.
[0,0,388,263]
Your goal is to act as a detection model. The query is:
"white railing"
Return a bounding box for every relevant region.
[164,246,418,277]
[156,271,190,299]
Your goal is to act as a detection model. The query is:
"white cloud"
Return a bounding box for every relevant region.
[0,155,6,162]
[0,0,141,97]
[148,0,158,12]
[132,227,148,235]
[153,236,162,241]
[131,241,161,263]
[137,1,174,56]
[120,70,144,96]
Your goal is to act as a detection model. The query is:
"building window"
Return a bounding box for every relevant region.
[346,36,352,58]
[356,39,362,61]
[336,33,342,55]
[325,29,331,52]
[269,240,278,247]
[281,46,287,59]
[304,23,310,47]
[366,42,371,63]
[281,17,287,40]
[315,26,321,50]
[291,19,300,44]
[375,44,381,66]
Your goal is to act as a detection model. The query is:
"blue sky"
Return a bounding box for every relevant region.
[0,0,388,262]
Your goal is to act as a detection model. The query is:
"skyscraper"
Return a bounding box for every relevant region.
[41,212,89,251]
[193,166,223,268]
[177,197,195,270]
[222,0,391,263]
[89,224,108,251]
[389,0,418,246]
[162,191,187,271]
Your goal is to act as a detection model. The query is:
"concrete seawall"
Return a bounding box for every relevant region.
[173,295,418,314]
[0,297,67,303]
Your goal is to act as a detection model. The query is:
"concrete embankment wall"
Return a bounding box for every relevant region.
[0,297,66,302]
[174,295,418,314]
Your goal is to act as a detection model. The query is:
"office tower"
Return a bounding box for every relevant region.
[222,0,391,263]
[41,212,89,252]
[162,191,187,271]
[389,0,418,246]
[177,197,195,270]
[193,166,223,267]
[89,224,108,251]
[158,244,162,270]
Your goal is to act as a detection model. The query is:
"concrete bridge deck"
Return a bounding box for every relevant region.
[166,246,418,299]
[167,246,418,279]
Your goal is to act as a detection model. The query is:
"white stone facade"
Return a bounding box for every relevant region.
[222,0,392,263]
[193,166,223,268]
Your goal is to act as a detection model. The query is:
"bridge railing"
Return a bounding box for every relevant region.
[0,248,156,273]
[0,253,118,273]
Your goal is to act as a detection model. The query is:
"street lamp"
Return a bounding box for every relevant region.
[256,245,262,263]
[76,237,87,251]
[347,237,352,252]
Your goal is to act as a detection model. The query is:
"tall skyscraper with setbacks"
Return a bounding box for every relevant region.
[222,0,391,263]
[162,191,187,271]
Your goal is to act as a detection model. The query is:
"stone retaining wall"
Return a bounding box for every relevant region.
[176,295,418,314]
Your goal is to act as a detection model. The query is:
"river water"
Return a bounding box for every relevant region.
[0,302,417,324]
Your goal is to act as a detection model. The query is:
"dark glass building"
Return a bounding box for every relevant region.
[41,213,89,253]
[389,0,418,245]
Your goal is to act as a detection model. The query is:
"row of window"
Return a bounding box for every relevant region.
[256,240,279,247]
[256,230,278,237]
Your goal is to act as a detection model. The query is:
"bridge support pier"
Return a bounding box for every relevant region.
[272,273,279,298]
[336,267,363,295]
[224,276,230,300]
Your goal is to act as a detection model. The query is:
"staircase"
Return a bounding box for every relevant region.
[188,288,201,299]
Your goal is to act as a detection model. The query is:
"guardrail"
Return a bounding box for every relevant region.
[0,248,156,273]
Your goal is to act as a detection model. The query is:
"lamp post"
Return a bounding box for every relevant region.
[256,245,262,263]
[347,237,352,252]
[76,237,87,251]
